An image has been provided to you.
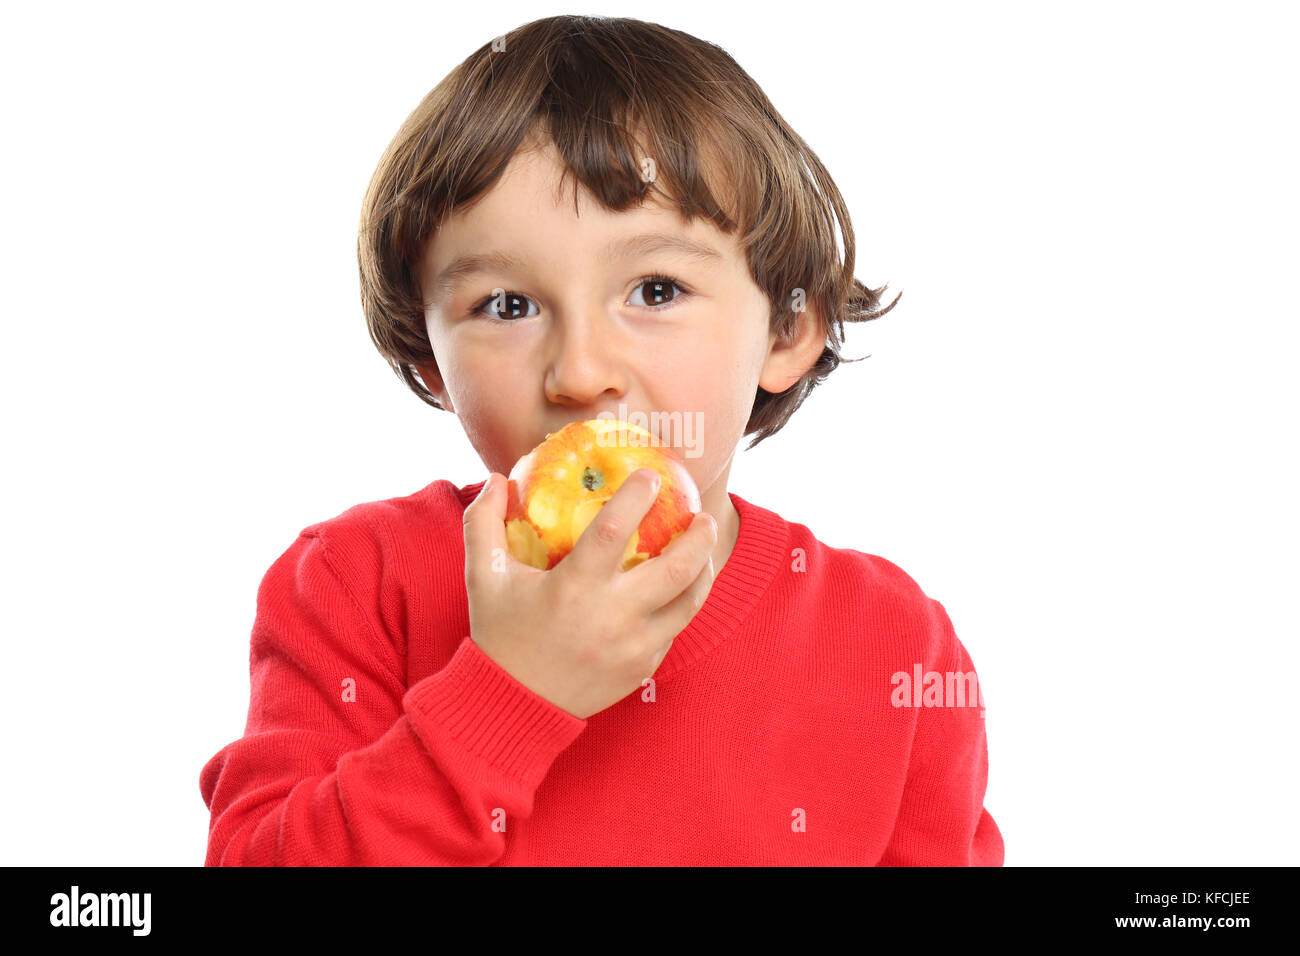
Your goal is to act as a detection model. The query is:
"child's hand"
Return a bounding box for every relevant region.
[463,468,718,720]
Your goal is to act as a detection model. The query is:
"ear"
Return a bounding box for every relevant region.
[758,301,827,395]
[415,361,455,413]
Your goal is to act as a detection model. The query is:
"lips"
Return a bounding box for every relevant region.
[534,418,670,452]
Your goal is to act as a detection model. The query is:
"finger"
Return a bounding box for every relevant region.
[646,545,716,637]
[463,473,507,589]
[565,467,662,579]
[626,510,717,613]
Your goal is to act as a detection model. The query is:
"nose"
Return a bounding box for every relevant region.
[542,308,629,408]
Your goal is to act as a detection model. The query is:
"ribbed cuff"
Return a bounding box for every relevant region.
[403,636,587,787]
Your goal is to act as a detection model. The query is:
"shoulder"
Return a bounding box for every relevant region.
[291,478,473,575]
[780,511,934,609]
[782,515,957,665]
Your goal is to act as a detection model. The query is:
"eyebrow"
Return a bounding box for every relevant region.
[429,232,724,300]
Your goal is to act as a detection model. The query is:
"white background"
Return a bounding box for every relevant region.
[2,0,1296,867]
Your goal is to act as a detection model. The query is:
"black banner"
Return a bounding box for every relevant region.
[7,866,1286,941]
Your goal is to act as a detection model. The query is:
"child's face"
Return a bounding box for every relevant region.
[416,135,822,505]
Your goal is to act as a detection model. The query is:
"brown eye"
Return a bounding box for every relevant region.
[471,290,538,321]
[629,276,689,310]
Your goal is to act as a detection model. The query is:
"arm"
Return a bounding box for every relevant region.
[877,598,1004,866]
[199,527,586,865]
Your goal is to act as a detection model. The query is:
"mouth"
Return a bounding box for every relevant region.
[531,416,663,451]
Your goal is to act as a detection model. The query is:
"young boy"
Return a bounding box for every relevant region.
[199,14,1003,866]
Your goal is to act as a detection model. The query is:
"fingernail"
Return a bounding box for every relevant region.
[478,475,493,498]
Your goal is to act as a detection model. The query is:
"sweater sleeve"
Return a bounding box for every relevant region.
[198,526,587,866]
[877,598,1004,867]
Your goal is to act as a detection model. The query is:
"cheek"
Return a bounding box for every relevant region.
[644,348,716,418]
[646,342,752,468]
[450,337,528,396]
[672,333,750,410]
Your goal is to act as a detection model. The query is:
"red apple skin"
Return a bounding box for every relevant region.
[504,419,702,572]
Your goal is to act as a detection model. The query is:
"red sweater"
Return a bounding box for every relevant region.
[200,478,1003,865]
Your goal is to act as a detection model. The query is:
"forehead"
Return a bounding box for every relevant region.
[420,136,742,296]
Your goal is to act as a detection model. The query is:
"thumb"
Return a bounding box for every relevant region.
[464,473,507,580]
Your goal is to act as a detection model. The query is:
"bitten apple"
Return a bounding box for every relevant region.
[504,419,702,571]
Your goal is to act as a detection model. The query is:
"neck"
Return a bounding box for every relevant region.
[696,458,742,575]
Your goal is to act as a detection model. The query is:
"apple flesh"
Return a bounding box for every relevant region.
[505,419,702,571]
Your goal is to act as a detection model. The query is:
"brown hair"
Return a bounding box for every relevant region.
[357,14,899,450]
